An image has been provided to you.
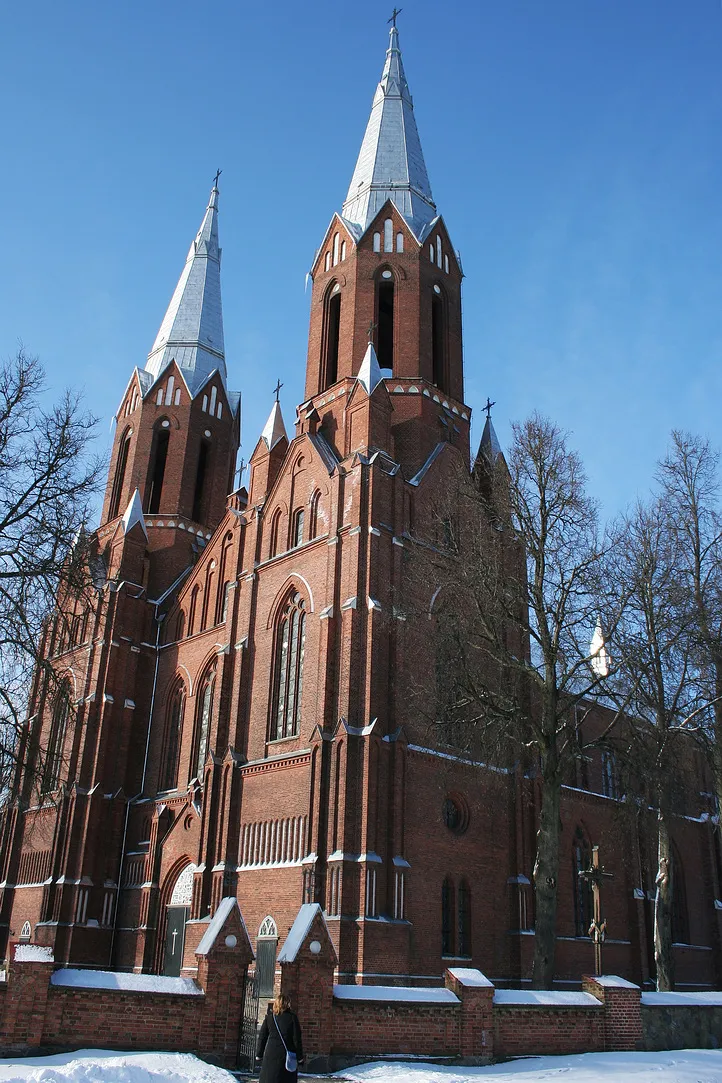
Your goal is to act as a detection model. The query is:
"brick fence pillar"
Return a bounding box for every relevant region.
[279,903,337,1064]
[583,974,642,1052]
[194,897,254,1067]
[0,943,55,1052]
[445,966,494,1063]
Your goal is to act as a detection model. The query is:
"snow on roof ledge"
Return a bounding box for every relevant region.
[494,990,601,1008]
[334,984,459,1005]
[51,968,202,996]
[195,896,243,956]
[278,903,326,964]
[447,967,494,988]
[15,944,54,962]
[593,975,639,989]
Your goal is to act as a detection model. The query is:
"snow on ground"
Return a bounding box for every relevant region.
[0,1049,235,1083]
[335,1049,722,1082]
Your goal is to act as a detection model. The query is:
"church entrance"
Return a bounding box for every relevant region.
[162,862,196,976]
[256,916,278,1005]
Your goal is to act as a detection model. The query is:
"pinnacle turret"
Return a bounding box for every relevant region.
[145,182,226,397]
[342,26,436,238]
[261,400,287,450]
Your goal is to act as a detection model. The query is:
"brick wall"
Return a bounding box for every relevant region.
[494,1004,604,1057]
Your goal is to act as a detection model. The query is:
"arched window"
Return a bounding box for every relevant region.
[322,283,341,389]
[432,287,447,391]
[441,877,454,956]
[376,273,395,371]
[201,562,216,631]
[271,591,307,740]
[458,879,471,957]
[309,491,321,540]
[109,428,132,519]
[269,508,282,558]
[192,438,211,524]
[373,232,381,253]
[340,240,346,261]
[436,235,442,266]
[324,251,331,271]
[145,422,170,514]
[176,610,186,641]
[43,683,71,792]
[332,233,339,266]
[573,826,593,937]
[396,232,404,253]
[384,218,393,252]
[292,509,304,549]
[159,683,185,791]
[188,585,200,636]
[193,664,216,780]
[429,242,435,263]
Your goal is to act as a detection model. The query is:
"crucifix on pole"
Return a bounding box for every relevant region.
[578,844,614,975]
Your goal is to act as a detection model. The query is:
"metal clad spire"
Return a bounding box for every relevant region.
[342,26,436,237]
[356,341,384,395]
[145,181,227,396]
[261,400,287,451]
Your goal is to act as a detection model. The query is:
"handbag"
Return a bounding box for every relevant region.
[273,1011,298,1073]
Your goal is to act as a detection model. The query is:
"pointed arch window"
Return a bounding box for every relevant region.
[321,283,341,390]
[292,508,304,549]
[384,218,393,252]
[159,683,185,791]
[396,232,404,253]
[373,232,381,253]
[109,428,132,520]
[432,285,447,392]
[309,491,321,540]
[269,508,282,558]
[457,879,471,957]
[441,877,454,956]
[332,232,340,266]
[192,438,211,524]
[193,664,216,780]
[375,272,395,372]
[188,585,200,636]
[573,826,593,937]
[272,592,307,741]
[145,422,170,514]
[42,683,71,793]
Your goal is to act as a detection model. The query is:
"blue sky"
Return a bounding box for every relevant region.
[2,0,721,518]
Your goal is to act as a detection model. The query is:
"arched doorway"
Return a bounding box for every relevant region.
[162,862,196,976]
[256,916,278,1002]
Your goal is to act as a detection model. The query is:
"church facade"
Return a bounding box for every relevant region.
[1,27,721,992]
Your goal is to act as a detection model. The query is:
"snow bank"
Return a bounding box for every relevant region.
[0,1049,234,1082]
[335,1048,722,1082]
[50,969,203,996]
[334,984,459,1004]
[13,945,53,962]
[642,990,722,1006]
[493,989,600,1007]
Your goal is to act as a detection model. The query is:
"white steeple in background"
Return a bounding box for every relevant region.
[342,25,437,238]
[145,180,227,397]
[356,340,384,395]
[261,400,287,451]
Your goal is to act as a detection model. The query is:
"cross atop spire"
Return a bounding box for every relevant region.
[145,182,227,397]
[342,23,436,238]
[388,7,402,27]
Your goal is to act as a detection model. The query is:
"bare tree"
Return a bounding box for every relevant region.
[411,413,622,988]
[0,348,103,796]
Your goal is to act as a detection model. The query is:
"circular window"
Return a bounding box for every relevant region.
[433,284,442,295]
[382,269,393,279]
[443,794,469,835]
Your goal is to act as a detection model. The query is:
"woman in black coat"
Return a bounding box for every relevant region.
[256,992,304,1083]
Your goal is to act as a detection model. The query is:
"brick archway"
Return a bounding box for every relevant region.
[153,856,195,974]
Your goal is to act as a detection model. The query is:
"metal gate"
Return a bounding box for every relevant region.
[237,970,260,1070]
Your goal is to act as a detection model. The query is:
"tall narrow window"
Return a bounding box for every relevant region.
[43,684,71,793]
[272,592,306,740]
[188,585,200,636]
[458,879,471,956]
[269,508,282,558]
[432,289,446,391]
[384,218,393,252]
[309,491,321,540]
[376,277,395,371]
[323,285,341,389]
[109,429,132,519]
[332,233,339,266]
[573,827,592,937]
[601,751,618,799]
[292,509,304,548]
[441,877,454,956]
[193,666,216,780]
[159,684,185,791]
[192,440,210,523]
[373,232,381,253]
[145,426,170,514]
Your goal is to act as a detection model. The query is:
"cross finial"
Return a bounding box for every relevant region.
[213,168,222,189]
[388,7,402,27]
[273,379,283,403]
[367,319,377,343]
[484,397,496,421]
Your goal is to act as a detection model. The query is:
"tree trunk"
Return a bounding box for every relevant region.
[654,810,675,991]
[532,769,561,989]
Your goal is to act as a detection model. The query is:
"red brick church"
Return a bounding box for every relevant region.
[1,25,720,994]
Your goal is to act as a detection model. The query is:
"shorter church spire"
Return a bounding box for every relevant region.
[261,400,287,450]
[145,180,226,397]
[120,489,148,539]
[356,341,384,395]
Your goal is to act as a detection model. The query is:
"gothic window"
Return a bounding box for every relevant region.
[165,375,175,406]
[429,242,435,263]
[221,581,232,623]
[216,534,233,625]
[145,422,170,514]
[176,610,186,641]
[396,232,404,253]
[601,751,618,799]
[271,591,307,740]
[375,273,395,371]
[441,877,454,956]
[457,879,471,957]
[309,491,321,540]
[159,683,185,791]
[322,283,341,389]
[436,235,442,266]
[210,386,217,415]
[42,683,71,793]
[192,439,211,523]
[444,254,449,274]
[332,232,339,266]
[292,509,304,549]
[340,240,346,261]
[109,428,132,519]
[573,826,593,937]
[324,251,331,271]
[384,218,393,252]
[269,508,282,558]
[373,232,381,253]
[193,664,216,780]
[201,562,216,631]
[188,585,200,636]
[432,286,447,391]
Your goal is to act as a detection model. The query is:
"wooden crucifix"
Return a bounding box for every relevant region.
[578,844,614,975]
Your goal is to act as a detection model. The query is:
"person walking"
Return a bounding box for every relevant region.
[256,992,304,1082]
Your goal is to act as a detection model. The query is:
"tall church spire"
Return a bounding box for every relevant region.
[145,181,227,397]
[342,25,436,238]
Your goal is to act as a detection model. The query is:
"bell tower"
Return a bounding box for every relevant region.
[302,25,469,478]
